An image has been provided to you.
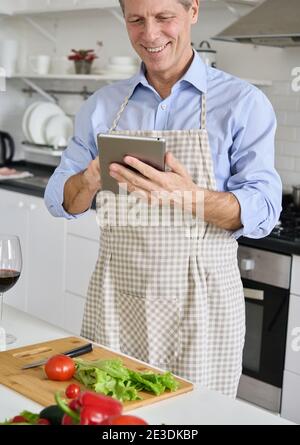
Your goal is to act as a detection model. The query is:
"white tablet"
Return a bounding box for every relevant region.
[98,133,166,193]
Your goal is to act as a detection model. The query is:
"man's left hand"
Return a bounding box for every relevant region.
[109,152,200,209]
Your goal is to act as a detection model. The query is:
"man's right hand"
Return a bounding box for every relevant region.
[82,156,101,194]
[63,156,101,215]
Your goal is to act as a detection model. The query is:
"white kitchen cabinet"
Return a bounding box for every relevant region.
[0,187,99,334]
[0,189,65,327]
[0,189,29,311]
[281,370,300,424]
[281,255,300,424]
[284,294,300,375]
[291,255,300,296]
[64,292,86,335]
[26,197,65,328]
[65,213,99,298]
[63,211,99,334]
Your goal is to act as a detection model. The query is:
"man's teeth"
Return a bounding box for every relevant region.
[146,44,167,53]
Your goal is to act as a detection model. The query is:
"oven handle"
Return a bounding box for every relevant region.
[243,287,264,301]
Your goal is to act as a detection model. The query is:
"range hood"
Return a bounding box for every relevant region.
[213,0,300,48]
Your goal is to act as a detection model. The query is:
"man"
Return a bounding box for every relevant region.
[45,0,282,398]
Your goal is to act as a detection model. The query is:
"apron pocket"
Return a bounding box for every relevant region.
[117,292,180,367]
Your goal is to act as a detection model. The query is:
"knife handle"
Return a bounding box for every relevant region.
[63,343,93,359]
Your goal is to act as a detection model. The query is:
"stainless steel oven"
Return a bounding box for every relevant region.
[237,246,291,412]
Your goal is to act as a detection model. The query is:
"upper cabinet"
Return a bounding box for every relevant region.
[1,0,120,15]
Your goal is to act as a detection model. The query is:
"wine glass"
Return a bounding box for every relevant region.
[0,235,22,346]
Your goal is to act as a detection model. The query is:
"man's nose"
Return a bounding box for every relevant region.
[143,20,160,42]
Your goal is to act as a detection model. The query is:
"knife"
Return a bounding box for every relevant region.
[21,342,93,369]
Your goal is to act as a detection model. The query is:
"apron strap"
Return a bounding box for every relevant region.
[201,93,207,130]
[109,93,131,132]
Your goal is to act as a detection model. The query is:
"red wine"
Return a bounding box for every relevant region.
[0,269,20,293]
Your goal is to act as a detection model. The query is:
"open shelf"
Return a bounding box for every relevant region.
[9,72,133,81]
[8,73,272,86]
[1,1,120,16]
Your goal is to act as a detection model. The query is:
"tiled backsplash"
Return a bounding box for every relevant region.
[262,82,300,192]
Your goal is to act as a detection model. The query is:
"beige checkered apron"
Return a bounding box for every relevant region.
[81,93,245,398]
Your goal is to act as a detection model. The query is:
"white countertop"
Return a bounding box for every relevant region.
[0,305,294,425]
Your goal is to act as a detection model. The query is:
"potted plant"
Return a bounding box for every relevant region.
[68,49,98,74]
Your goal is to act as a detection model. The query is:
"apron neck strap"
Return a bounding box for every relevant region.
[109,89,207,132]
[201,93,207,130]
[109,93,131,133]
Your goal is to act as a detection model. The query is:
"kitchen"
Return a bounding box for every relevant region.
[0,0,299,426]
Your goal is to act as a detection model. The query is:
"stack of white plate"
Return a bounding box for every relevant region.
[22,101,73,148]
[100,56,139,76]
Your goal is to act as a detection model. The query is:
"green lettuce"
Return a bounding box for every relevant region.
[74,358,179,402]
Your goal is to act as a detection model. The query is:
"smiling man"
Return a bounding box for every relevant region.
[45,0,282,398]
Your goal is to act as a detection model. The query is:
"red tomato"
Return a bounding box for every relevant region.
[11,415,27,424]
[65,383,81,399]
[102,415,148,425]
[44,354,75,381]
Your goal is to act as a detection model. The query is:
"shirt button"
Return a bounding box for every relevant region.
[161,104,167,110]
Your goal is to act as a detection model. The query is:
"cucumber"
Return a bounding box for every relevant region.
[39,405,64,425]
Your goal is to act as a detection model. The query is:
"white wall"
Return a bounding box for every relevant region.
[0,2,300,189]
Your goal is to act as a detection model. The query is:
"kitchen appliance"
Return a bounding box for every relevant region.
[0,131,15,166]
[268,198,300,243]
[213,0,300,48]
[0,336,193,408]
[292,185,300,208]
[237,246,291,412]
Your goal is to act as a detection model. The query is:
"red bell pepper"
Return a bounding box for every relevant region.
[55,390,123,425]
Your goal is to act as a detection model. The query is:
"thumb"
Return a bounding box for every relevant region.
[165,151,188,176]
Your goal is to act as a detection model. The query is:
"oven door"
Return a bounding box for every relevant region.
[242,279,289,387]
[237,246,291,412]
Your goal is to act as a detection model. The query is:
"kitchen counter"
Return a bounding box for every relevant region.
[0,304,294,425]
[0,161,55,199]
[0,161,97,209]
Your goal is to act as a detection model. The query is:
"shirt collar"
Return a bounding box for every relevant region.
[128,49,207,98]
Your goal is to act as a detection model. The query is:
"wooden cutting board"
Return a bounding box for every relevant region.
[0,337,193,410]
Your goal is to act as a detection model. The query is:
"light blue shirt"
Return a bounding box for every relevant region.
[44,50,282,239]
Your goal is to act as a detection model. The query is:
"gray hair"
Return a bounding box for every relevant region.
[119,0,193,13]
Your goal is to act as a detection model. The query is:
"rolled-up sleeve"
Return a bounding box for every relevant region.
[44,96,98,219]
[228,88,282,239]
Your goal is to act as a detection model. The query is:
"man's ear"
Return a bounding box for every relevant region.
[191,0,200,24]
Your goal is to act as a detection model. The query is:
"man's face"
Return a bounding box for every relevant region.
[124,0,198,77]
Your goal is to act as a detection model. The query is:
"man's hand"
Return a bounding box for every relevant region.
[109,151,199,206]
[109,152,242,231]
[63,156,101,215]
[82,156,101,194]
